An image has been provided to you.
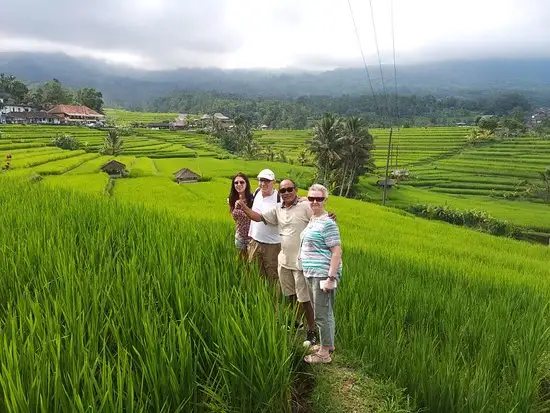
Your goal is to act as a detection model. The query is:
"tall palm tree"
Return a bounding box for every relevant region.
[337,117,374,197]
[310,113,342,186]
[102,129,123,156]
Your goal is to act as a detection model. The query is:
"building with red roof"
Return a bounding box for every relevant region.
[47,105,105,124]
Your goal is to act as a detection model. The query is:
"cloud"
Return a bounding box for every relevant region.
[0,0,243,68]
[0,0,549,69]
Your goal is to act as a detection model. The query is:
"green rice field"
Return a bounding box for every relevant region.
[1,122,550,412]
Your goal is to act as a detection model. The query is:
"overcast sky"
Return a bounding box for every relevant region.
[0,0,549,70]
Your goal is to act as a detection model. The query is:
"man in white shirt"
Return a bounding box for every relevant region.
[248,169,281,281]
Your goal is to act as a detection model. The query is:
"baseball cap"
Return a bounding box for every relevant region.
[257,169,275,181]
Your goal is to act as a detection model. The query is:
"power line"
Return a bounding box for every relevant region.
[365,0,395,205]
[346,0,379,110]
[346,0,400,205]
[367,0,392,121]
[390,0,400,168]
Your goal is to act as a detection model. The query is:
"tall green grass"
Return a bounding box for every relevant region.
[0,178,300,412]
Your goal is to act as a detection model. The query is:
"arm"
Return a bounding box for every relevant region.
[327,245,342,279]
[235,199,263,222]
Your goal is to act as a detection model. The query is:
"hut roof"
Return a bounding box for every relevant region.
[174,168,200,179]
[101,160,126,171]
[377,178,396,186]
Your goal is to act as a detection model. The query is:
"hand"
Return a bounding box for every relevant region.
[235,199,243,209]
[321,278,337,292]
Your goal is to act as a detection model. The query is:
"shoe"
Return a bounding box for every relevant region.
[304,352,332,364]
[302,329,317,348]
[309,344,335,354]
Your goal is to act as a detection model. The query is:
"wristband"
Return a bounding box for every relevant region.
[328,275,337,281]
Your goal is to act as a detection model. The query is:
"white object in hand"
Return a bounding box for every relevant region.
[320,279,337,291]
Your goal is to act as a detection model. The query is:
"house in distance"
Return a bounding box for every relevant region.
[174,168,200,183]
[100,160,127,178]
[47,105,105,125]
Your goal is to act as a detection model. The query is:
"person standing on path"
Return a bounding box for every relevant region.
[236,179,317,346]
[228,172,254,260]
[300,184,342,364]
[247,169,281,282]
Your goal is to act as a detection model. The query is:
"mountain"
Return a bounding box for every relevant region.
[1,52,550,107]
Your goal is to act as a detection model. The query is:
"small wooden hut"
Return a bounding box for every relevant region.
[174,168,200,184]
[376,177,396,188]
[101,160,127,178]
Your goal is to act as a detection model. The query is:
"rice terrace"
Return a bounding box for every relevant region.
[0,103,549,412]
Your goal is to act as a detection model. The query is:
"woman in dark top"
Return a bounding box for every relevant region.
[228,172,254,260]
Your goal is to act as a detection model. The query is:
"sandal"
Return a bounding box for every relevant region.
[304,352,332,364]
[309,345,335,354]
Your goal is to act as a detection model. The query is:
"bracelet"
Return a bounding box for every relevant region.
[328,275,337,281]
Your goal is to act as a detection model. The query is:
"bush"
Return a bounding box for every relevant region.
[51,134,80,150]
[407,204,518,237]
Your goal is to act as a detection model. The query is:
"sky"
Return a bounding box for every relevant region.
[0,0,549,70]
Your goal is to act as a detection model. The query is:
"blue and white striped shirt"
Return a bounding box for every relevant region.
[299,214,342,278]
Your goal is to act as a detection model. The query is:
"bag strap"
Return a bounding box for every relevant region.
[252,188,281,203]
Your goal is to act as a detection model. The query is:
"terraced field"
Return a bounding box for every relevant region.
[2,124,549,237]
[2,122,550,412]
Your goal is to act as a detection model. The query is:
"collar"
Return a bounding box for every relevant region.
[281,196,299,209]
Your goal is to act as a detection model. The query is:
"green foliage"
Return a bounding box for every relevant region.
[213,120,259,158]
[407,204,518,236]
[41,79,73,108]
[74,87,104,113]
[477,116,499,133]
[145,90,536,129]
[466,128,496,145]
[0,73,29,103]
[50,134,80,150]
[537,167,550,202]
[100,129,124,156]
[0,179,299,412]
[310,114,374,197]
[0,73,104,111]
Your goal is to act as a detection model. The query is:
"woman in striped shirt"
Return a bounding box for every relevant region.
[228,172,254,260]
[300,184,342,364]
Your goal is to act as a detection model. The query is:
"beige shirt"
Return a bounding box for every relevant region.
[262,198,312,270]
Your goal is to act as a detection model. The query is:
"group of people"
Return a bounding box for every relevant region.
[228,169,342,364]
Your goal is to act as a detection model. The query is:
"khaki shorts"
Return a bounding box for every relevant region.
[248,239,280,280]
[278,265,310,303]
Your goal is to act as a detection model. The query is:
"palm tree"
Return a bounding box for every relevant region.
[102,129,123,156]
[337,117,374,197]
[310,113,342,186]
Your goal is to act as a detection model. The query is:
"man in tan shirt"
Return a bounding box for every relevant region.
[235,179,317,346]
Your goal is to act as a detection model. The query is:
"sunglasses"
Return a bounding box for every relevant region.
[307,196,325,203]
[234,180,246,185]
[259,178,272,183]
[279,187,294,194]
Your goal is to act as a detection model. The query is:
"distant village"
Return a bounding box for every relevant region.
[0,98,270,130]
[0,99,106,126]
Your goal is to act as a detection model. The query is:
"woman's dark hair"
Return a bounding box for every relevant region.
[228,172,254,211]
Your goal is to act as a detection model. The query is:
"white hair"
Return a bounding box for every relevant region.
[308,184,329,198]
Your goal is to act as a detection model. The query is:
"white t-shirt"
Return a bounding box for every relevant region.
[249,190,281,244]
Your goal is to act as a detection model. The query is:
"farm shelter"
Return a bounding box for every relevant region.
[174,168,200,183]
[101,160,127,178]
[377,178,396,188]
[47,105,105,124]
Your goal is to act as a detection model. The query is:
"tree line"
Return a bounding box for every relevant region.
[0,74,104,113]
[140,91,535,129]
